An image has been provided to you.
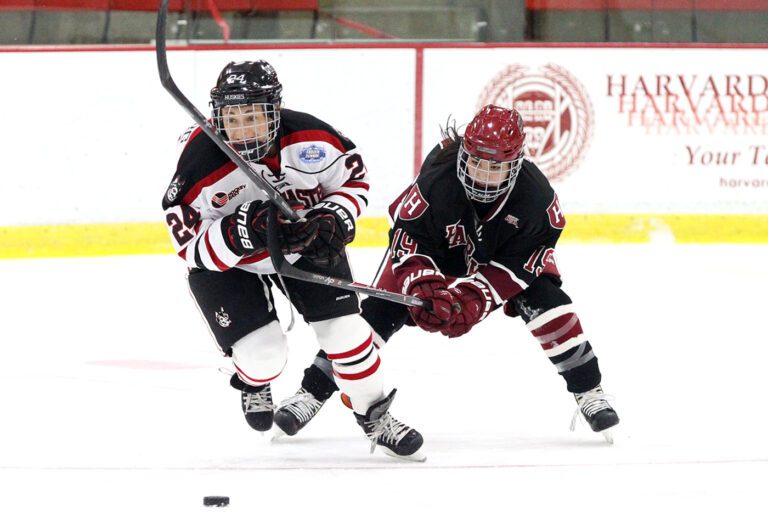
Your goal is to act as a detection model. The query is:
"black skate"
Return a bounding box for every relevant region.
[272,362,338,438]
[230,374,274,432]
[355,389,425,462]
[571,384,620,444]
[273,388,327,437]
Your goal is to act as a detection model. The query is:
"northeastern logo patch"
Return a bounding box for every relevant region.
[165,176,184,203]
[398,185,429,221]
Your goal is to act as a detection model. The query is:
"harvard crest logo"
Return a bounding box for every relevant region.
[478,63,594,182]
[547,193,566,229]
[398,185,429,221]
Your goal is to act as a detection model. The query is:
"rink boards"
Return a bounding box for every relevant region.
[1,44,767,257]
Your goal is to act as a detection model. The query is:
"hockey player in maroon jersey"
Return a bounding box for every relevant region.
[273,105,620,442]
[161,60,424,461]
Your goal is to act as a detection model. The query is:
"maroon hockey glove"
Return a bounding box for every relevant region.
[403,270,457,333]
[284,202,354,267]
[442,280,495,338]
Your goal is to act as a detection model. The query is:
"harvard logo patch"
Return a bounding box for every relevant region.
[547,193,566,229]
[398,185,429,221]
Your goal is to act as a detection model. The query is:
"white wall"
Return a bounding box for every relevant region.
[0,48,414,225]
[2,46,766,227]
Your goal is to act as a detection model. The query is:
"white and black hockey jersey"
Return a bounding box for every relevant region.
[161,109,370,274]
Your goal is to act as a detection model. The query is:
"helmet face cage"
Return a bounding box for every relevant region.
[213,102,280,163]
[209,60,283,163]
[457,142,523,203]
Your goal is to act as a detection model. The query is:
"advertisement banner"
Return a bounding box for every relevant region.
[423,48,768,214]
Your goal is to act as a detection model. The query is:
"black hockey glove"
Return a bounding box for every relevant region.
[282,202,354,267]
[221,200,271,257]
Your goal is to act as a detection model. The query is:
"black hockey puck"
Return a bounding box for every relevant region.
[203,496,230,507]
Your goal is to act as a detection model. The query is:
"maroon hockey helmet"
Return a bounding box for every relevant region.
[458,105,526,202]
[210,60,283,163]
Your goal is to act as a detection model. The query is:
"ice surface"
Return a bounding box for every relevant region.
[1,244,766,511]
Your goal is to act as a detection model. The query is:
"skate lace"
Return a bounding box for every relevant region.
[244,387,275,413]
[363,412,411,454]
[278,391,323,423]
[570,388,614,431]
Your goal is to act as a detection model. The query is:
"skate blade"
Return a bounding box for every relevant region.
[270,426,288,442]
[380,447,427,463]
[601,429,615,445]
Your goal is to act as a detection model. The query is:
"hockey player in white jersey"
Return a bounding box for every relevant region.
[161,60,424,461]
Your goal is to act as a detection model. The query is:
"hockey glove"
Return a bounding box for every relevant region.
[503,301,520,318]
[442,280,495,338]
[402,269,457,333]
[284,202,354,267]
[221,200,271,257]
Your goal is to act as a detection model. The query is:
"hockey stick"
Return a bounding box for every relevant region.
[155,0,299,222]
[266,204,431,309]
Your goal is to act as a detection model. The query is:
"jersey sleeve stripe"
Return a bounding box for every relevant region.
[207,220,243,269]
[391,253,440,273]
[241,251,270,264]
[325,191,362,217]
[281,129,347,154]
[185,126,203,146]
[342,180,370,191]
[197,239,217,270]
[192,236,205,269]
[182,161,238,205]
[203,231,230,272]
[478,261,528,301]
